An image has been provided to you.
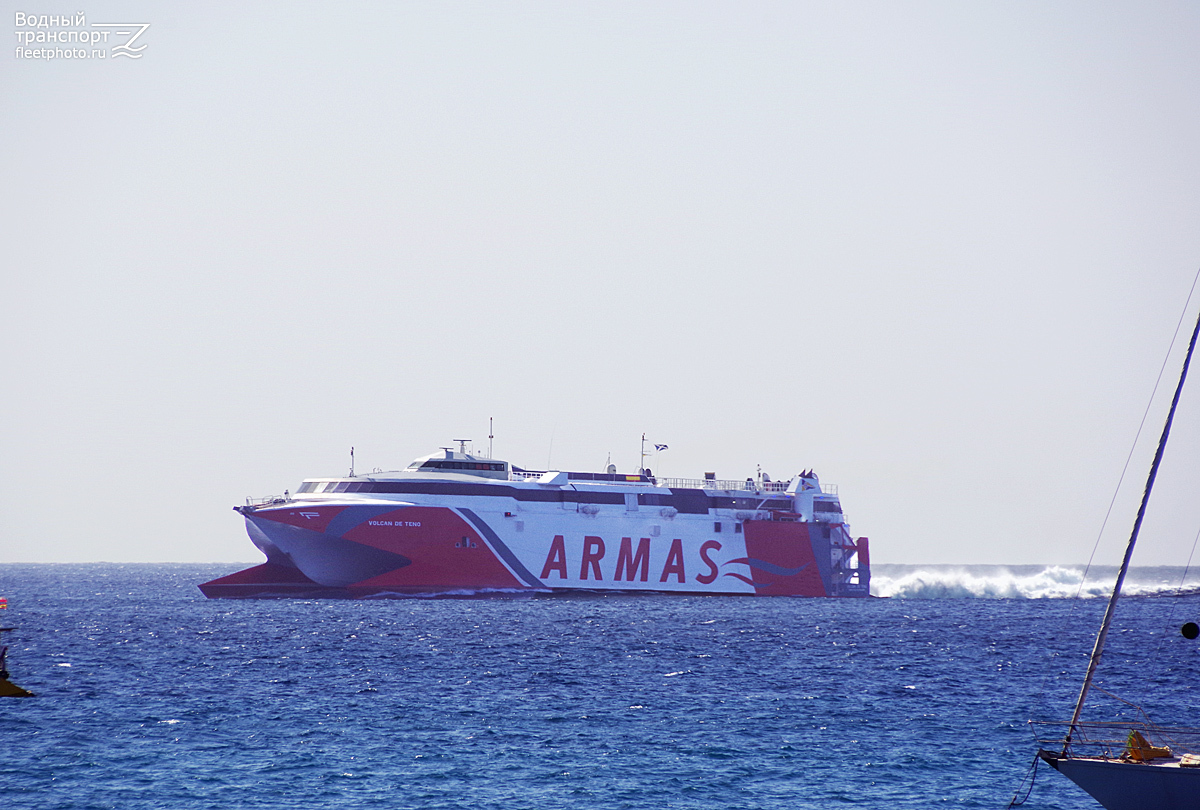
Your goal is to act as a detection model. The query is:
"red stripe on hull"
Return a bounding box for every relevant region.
[742,521,828,596]
[344,508,524,592]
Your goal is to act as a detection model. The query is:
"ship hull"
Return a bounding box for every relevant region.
[1039,750,1200,810]
[202,499,869,599]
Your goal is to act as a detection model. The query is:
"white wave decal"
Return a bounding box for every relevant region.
[871,566,1193,599]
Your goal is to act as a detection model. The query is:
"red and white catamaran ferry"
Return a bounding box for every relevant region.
[200,443,871,598]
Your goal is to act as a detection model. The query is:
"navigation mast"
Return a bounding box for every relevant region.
[1063,304,1200,752]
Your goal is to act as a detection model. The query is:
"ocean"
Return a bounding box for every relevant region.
[2,564,1198,810]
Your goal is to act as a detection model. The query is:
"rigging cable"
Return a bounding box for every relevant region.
[1178,525,1200,598]
[1025,268,1200,721]
[1010,267,1200,805]
[1148,519,1200,670]
[1075,266,1200,598]
[1004,752,1040,808]
[1063,273,1200,752]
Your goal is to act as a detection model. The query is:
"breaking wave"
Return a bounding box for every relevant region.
[870,565,1196,599]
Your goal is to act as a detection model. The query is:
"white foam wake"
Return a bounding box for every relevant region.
[870,566,1190,599]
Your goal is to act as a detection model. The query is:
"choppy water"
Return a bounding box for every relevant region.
[2,564,1199,810]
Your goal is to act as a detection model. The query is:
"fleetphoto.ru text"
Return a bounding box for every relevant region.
[14,11,149,60]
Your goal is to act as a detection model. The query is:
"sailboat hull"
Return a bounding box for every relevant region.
[1041,751,1200,810]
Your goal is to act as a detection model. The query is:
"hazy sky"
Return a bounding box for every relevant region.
[4,2,1200,566]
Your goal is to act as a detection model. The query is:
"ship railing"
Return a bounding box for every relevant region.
[658,477,793,492]
[508,470,836,495]
[245,495,290,506]
[658,478,837,495]
[1030,720,1200,758]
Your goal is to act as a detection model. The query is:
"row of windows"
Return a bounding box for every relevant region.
[295,480,802,513]
[419,460,506,472]
[812,501,843,513]
[296,481,368,494]
[567,472,650,483]
[638,493,793,513]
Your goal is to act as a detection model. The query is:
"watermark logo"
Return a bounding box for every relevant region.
[14,11,150,60]
[89,22,149,58]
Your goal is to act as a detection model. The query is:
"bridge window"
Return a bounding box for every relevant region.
[420,460,506,472]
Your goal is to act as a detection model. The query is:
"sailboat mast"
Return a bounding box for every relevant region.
[1064,305,1200,753]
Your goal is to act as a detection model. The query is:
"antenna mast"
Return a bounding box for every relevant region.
[349,446,355,477]
[489,417,494,459]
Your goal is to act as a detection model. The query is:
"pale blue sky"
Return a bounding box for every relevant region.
[4,2,1200,565]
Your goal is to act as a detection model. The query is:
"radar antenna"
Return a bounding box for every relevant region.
[454,438,471,456]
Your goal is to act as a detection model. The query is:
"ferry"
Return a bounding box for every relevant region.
[200,442,871,598]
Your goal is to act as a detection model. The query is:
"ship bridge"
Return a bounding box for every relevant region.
[404,447,510,480]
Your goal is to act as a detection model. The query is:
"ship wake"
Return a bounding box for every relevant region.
[870,565,1198,599]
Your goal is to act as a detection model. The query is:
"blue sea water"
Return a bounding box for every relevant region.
[2,564,1199,810]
